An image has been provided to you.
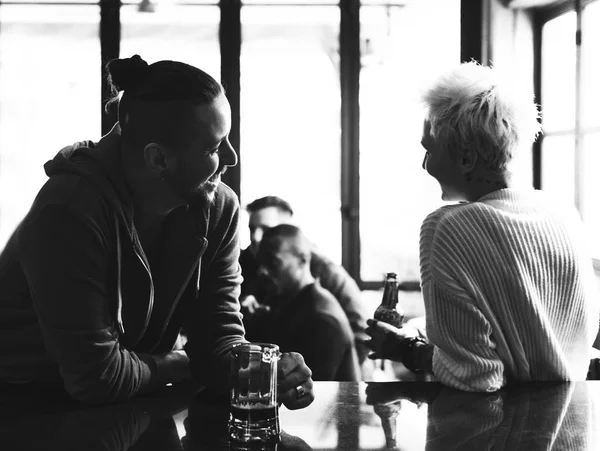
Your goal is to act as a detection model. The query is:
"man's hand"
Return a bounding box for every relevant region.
[277,352,315,410]
[240,295,270,316]
[154,350,191,384]
[172,332,188,351]
[364,319,420,362]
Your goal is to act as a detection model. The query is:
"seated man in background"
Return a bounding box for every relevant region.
[256,224,361,381]
[366,61,600,391]
[240,196,369,363]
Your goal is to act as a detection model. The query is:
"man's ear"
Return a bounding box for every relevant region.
[297,250,310,266]
[143,143,169,175]
[460,149,478,174]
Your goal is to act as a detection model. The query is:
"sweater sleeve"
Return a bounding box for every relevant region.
[18,205,158,404]
[420,208,504,392]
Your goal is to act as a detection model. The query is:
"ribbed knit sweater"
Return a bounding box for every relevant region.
[420,188,600,392]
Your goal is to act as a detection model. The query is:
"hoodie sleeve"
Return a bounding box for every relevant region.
[18,204,159,404]
[184,189,246,393]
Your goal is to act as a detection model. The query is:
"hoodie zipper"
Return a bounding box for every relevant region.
[115,218,125,335]
[132,231,155,340]
[115,216,155,342]
[149,238,208,353]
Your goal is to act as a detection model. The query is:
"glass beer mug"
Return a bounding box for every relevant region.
[229,342,281,446]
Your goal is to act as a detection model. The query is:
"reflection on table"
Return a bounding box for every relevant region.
[0,380,599,450]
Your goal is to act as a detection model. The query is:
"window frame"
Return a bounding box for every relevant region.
[533,0,600,269]
[0,0,464,289]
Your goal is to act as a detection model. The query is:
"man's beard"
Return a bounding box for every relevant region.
[162,170,216,209]
[185,184,215,208]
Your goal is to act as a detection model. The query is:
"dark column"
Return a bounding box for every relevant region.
[340,0,361,283]
[461,0,485,64]
[220,0,242,199]
[532,10,543,190]
[100,0,121,135]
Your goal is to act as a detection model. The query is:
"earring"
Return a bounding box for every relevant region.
[159,170,168,181]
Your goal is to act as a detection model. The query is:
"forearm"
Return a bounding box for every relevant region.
[188,346,237,395]
[58,346,161,404]
[138,351,191,394]
[421,281,504,391]
[184,299,245,392]
[398,337,434,375]
[412,340,434,374]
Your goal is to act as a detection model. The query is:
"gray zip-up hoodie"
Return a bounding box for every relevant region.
[0,123,245,403]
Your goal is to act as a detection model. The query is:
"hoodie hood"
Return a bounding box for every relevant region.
[42,122,213,351]
[44,123,135,232]
[43,123,148,343]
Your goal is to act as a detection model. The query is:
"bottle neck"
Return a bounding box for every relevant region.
[382,281,398,308]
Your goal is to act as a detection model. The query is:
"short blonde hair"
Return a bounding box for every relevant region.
[422,62,542,172]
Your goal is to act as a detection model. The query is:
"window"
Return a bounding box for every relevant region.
[581,1,600,258]
[540,11,576,207]
[0,0,464,286]
[540,1,600,258]
[359,0,460,281]
[239,4,342,262]
[120,2,220,80]
[0,3,100,246]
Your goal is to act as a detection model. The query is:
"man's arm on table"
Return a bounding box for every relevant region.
[183,198,246,394]
[183,192,314,408]
[19,205,180,404]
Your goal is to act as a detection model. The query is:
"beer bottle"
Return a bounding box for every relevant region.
[374,272,404,372]
[374,272,404,327]
[373,401,402,448]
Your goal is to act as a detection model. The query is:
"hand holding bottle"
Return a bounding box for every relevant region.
[373,400,402,449]
[364,320,421,362]
[371,272,404,370]
[373,273,404,327]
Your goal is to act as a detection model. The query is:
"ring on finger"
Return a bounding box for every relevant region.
[295,384,306,399]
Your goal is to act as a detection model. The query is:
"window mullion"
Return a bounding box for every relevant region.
[100,0,121,135]
[340,0,361,284]
[219,0,242,198]
[533,10,542,189]
[574,0,583,213]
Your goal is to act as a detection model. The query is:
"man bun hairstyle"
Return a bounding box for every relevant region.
[104,54,224,152]
[105,54,221,103]
[106,54,150,94]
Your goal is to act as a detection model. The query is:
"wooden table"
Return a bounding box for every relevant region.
[1,380,599,450]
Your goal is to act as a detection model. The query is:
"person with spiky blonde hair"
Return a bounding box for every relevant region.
[420,61,542,201]
[366,62,600,392]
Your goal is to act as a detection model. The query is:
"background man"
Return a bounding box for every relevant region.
[256,224,361,381]
[239,195,369,363]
